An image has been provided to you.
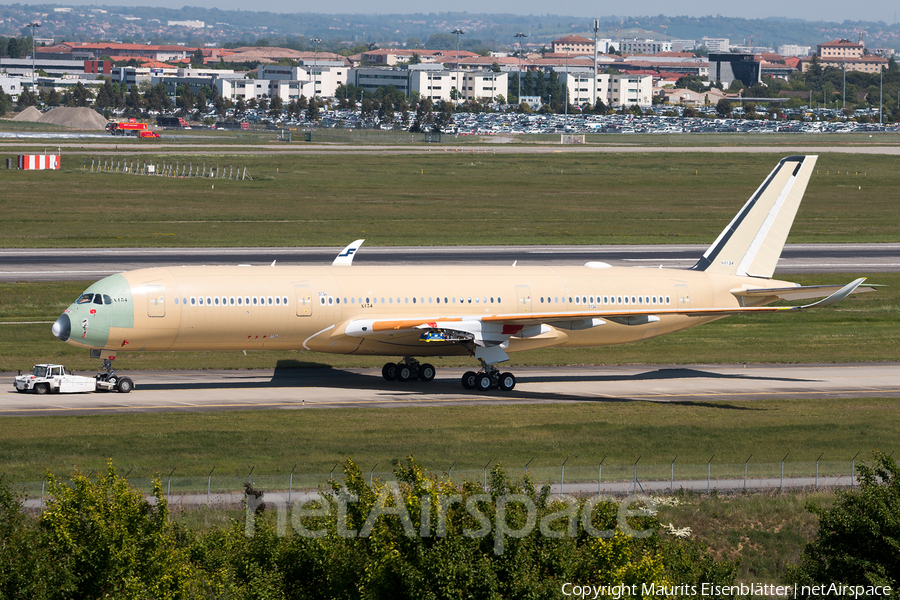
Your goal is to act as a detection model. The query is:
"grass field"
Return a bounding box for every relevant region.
[1,396,896,484]
[0,152,898,247]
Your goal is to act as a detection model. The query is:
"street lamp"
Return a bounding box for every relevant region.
[514,32,526,104]
[311,37,321,100]
[27,22,40,91]
[878,49,884,125]
[452,28,465,103]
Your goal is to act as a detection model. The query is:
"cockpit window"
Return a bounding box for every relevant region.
[77,294,93,304]
[103,295,113,305]
[93,295,103,305]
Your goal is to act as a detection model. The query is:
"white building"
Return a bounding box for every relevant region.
[621,38,673,55]
[559,72,653,108]
[778,44,812,57]
[168,20,205,28]
[349,67,507,103]
[597,39,619,53]
[701,37,731,53]
[671,39,696,52]
[0,76,24,97]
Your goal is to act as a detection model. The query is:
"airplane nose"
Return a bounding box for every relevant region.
[52,314,70,342]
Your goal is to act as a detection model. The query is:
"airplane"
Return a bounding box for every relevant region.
[51,155,875,392]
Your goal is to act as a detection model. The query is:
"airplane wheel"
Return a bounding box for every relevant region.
[419,363,436,382]
[461,371,477,389]
[117,377,134,393]
[499,372,516,391]
[382,363,397,381]
[397,365,413,382]
[475,373,492,392]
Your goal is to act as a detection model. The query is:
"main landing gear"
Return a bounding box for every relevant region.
[381,357,436,383]
[381,357,517,392]
[461,363,516,392]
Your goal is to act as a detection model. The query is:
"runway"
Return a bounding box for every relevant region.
[3,363,898,416]
[1,243,897,281]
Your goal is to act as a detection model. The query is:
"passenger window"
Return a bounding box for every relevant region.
[244,297,250,305]
[254,297,259,306]
[268,297,273,305]
[214,298,219,305]
[624,297,629,304]
[237,297,242,306]
[444,297,449,304]
[328,297,333,305]
[412,297,415,304]
[174,298,179,305]
[191,297,196,306]
[230,297,235,306]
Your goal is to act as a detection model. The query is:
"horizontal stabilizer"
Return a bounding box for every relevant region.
[732,282,878,302]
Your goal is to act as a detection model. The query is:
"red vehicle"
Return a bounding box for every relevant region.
[107,119,157,137]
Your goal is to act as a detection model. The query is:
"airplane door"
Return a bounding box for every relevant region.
[675,284,690,308]
[295,285,313,316]
[515,285,532,313]
[147,285,166,317]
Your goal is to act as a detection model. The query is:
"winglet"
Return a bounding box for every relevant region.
[794,278,867,310]
[332,239,365,267]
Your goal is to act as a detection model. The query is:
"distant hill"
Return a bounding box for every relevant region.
[1,6,897,53]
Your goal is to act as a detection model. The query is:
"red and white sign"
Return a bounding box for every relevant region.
[18,155,60,170]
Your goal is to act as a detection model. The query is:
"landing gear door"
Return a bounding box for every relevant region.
[295,285,313,317]
[147,285,165,317]
[515,285,532,313]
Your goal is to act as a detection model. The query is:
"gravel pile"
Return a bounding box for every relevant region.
[10,106,43,122]
[37,107,108,130]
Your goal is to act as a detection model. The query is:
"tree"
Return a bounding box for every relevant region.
[0,89,12,117]
[191,48,204,66]
[715,97,732,117]
[744,102,757,118]
[269,94,283,117]
[789,452,900,595]
[307,97,320,121]
[16,88,38,108]
[40,463,191,598]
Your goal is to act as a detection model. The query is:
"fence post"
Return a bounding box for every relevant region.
[483,459,493,491]
[124,467,133,479]
[524,457,533,476]
[744,454,752,491]
[40,475,46,511]
[780,454,789,492]
[330,462,339,482]
[598,456,606,494]
[670,455,678,491]
[816,453,824,489]
[707,455,715,494]
[561,456,569,494]
[288,464,296,504]
[851,451,860,488]
[448,461,456,481]
[207,467,215,505]
[247,466,254,485]
[167,468,175,503]
[632,455,642,492]
[369,463,378,486]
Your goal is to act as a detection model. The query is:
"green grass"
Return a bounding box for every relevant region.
[1,398,896,483]
[1,273,896,371]
[0,153,898,247]
[656,490,833,585]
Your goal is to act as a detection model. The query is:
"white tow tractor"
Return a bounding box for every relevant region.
[13,361,134,394]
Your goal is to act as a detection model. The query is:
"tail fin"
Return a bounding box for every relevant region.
[692,155,817,278]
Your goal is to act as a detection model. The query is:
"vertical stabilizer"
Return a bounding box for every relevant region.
[692,155,817,278]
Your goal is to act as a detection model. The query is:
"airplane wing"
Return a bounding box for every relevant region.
[336,279,870,357]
